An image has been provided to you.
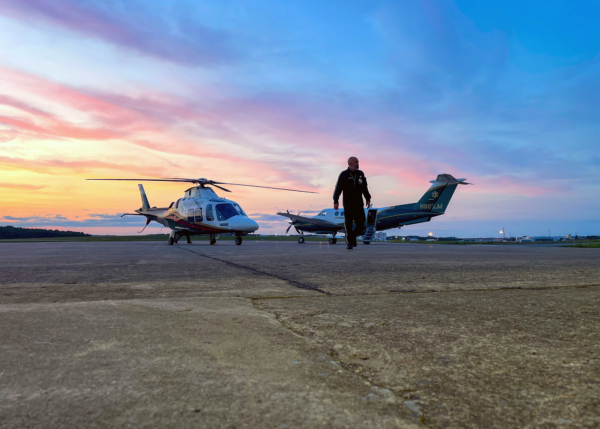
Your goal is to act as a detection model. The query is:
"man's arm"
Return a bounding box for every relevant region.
[333,171,344,210]
[362,174,371,207]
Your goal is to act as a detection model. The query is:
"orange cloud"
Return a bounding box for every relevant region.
[0,182,46,190]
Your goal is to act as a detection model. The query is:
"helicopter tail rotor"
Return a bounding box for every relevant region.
[138,216,151,233]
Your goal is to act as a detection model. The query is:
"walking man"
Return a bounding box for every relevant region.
[333,157,371,249]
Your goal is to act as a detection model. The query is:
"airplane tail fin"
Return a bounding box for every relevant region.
[138,184,150,211]
[414,174,470,213]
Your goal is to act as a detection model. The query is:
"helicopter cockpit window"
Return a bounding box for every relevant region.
[187,209,194,223]
[215,204,239,221]
[195,208,203,222]
[175,199,181,209]
[233,204,247,217]
[206,204,215,221]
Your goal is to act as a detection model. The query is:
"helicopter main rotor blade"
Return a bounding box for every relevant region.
[87,179,197,183]
[213,182,318,194]
[212,184,231,193]
[88,178,317,193]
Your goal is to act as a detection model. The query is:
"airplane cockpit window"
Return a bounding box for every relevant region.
[195,208,203,222]
[216,204,239,221]
[206,204,215,221]
[187,209,194,223]
[233,204,247,216]
[318,210,325,216]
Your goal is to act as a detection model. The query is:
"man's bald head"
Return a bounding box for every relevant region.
[348,157,359,171]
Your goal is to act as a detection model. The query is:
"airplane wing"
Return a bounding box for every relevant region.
[277,212,344,230]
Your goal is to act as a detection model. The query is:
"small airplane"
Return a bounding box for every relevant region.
[87,177,316,245]
[277,174,471,244]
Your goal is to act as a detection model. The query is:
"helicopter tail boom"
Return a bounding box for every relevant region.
[138,184,151,211]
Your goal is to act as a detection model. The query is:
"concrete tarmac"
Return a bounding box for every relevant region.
[1,241,598,428]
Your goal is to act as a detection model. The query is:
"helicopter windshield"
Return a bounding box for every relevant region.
[233,203,247,216]
[215,204,239,221]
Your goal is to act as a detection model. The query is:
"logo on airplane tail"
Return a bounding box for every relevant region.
[431,191,440,199]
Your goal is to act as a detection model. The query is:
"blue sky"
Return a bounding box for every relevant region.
[0,0,598,236]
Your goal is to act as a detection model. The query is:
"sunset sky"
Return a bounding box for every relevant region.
[0,0,598,237]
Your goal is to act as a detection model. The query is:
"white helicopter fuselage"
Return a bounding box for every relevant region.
[141,186,259,236]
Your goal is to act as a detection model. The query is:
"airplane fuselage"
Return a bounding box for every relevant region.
[294,204,441,235]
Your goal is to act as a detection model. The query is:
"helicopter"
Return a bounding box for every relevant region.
[87,178,317,245]
[278,174,471,244]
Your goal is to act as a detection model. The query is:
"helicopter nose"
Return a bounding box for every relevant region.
[232,215,259,232]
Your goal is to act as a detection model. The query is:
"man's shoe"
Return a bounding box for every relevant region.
[346,244,353,250]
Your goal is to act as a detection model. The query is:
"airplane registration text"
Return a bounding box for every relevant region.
[420,203,444,210]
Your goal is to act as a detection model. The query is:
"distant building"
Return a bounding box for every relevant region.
[374,231,387,241]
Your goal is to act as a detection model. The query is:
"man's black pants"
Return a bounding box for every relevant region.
[344,205,366,247]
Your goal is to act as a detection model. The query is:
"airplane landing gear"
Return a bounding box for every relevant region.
[328,238,337,244]
[168,237,175,245]
[235,235,243,245]
[298,236,305,244]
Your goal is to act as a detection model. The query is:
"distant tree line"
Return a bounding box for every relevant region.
[0,225,91,239]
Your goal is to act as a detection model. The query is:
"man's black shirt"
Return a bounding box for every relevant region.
[333,168,371,208]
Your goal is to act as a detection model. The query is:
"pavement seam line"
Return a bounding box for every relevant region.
[177,247,332,296]
[251,284,600,301]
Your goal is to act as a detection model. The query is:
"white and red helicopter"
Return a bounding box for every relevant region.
[88,177,316,245]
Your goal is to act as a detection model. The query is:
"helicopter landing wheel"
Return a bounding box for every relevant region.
[298,236,305,244]
[168,237,175,245]
[235,236,242,245]
[328,238,337,245]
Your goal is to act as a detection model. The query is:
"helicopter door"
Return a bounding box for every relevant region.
[206,204,215,222]
[195,208,203,222]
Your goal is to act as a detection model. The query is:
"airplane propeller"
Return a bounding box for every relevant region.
[87,177,317,194]
[285,210,302,234]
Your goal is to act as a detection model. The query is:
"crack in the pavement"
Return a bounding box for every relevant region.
[178,247,332,296]
[249,299,427,426]
[249,283,599,426]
